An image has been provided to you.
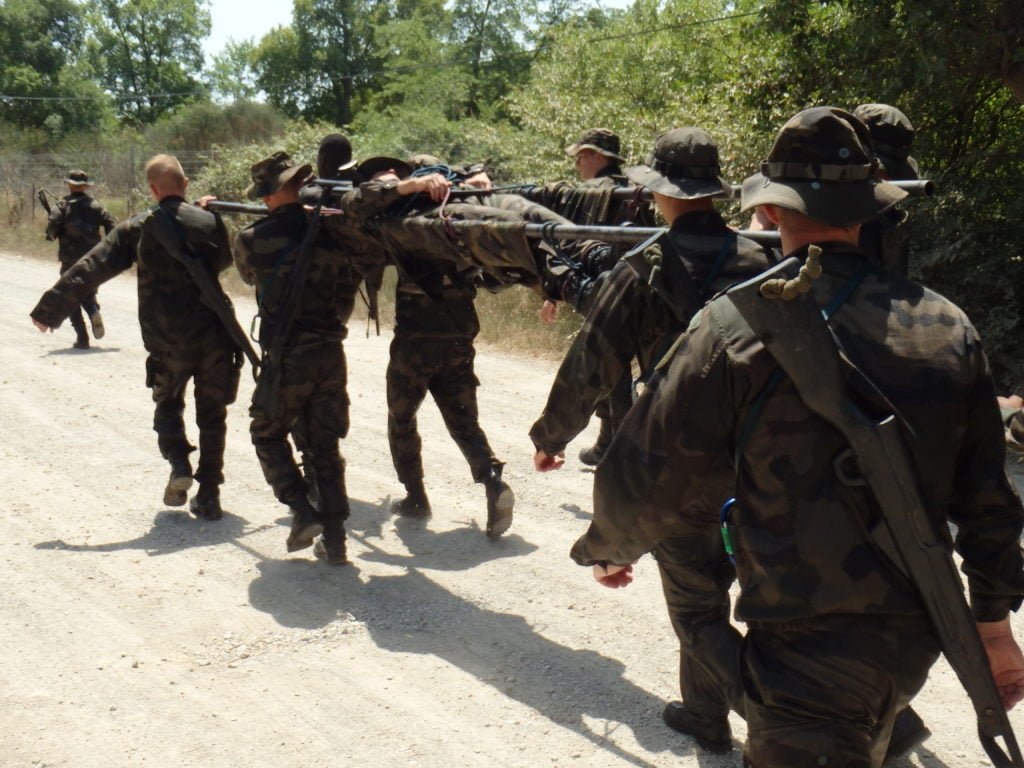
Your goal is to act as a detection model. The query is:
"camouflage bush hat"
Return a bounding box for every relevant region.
[355,156,413,183]
[316,134,356,180]
[740,106,907,227]
[64,169,93,186]
[624,128,731,200]
[246,152,313,200]
[409,153,443,170]
[565,128,625,161]
[853,103,919,180]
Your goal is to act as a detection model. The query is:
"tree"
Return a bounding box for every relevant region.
[208,40,261,102]
[89,0,211,125]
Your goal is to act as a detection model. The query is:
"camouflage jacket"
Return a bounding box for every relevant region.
[572,242,1024,624]
[46,192,117,263]
[529,210,775,455]
[32,197,234,353]
[521,166,655,227]
[393,273,479,341]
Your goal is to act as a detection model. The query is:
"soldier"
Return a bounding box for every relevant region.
[44,169,117,349]
[572,107,1024,766]
[853,103,919,275]
[358,157,516,538]
[31,155,243,519]
[532,127,775,752]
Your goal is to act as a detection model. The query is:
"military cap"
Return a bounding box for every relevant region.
[565,128,625,161]
[740,106,907,227]
[64,170,93,186]
[853,103,919,180]
[409,153,444,170]
[356,156,413,183]
[624,128,731,200]
[246,151,313,200]
[316,134,356,180]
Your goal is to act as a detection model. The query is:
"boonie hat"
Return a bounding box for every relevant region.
[740,106,907,227]
[565,128,625,162]
[316,134,356,180]
[624,128,732,200]
[246,152,313,200]
[853,103,919,180]
[409,153,444,170]
[356,156,413,183]
[64,169,93,186]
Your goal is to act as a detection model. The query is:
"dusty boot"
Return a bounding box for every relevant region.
[88,309,105,340]
[391,479,431,519]
[662,701,732,754]
[578,416,614,466]
[73,330,90,350]
[313,532,349,566]
[286,494,324,553]
[883,706,930,765]
[163,459,193,507]
[483,468,514,539]
[189,484,223,521]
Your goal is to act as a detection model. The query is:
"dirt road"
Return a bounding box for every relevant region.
[2,250,1021,768]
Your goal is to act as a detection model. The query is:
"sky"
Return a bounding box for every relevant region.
[203,0,294,58]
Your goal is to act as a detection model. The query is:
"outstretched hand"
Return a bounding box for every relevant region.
[539,300,558,325]
[398,173,451,202]
[979,618,1024,710]
[534,449,565,472]
[593,563,634,589]
[32,319,53,333]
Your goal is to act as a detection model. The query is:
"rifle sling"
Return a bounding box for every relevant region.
[720,256,1023,767]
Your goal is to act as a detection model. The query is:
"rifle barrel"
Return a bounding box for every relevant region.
[206,201,268,216]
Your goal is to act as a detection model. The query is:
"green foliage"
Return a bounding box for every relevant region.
[209,40,261,102]
[88,0,211,125]
[144,100,288,150]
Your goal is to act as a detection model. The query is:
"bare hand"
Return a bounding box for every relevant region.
[593,563,634,588]
[463,172,492,191]
[998,395,1024,410]
[539,300,558,325]
[534,449,565,472]
[195,195,218,209]
[398,173,451,202]
[979,618,1024,710]
[33,319,53,333]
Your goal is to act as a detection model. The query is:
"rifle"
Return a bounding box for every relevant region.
[147,206,261,378]
[250,199,325,419]
[721,254,1023,768]
[37,188,54,214]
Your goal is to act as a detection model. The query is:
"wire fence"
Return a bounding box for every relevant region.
[1,149,223,224]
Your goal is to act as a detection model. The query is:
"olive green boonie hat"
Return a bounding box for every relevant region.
[356,156,413,183]
[565,128,625,161]
[740,106,907,227]
[624,128,732,200]
[64,169,93,186]
[246,151,313,200]
[853,103,919,180]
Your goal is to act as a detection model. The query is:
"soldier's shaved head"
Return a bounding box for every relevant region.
[145,154,188,198]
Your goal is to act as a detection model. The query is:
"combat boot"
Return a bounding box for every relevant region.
[73,331,90,350]
[286,494,324,553]
[883,706,930,765]
[189,484,223,521]
[578,416,614,466]
[313,534,349,566]
[662,701,732,754]
[163,459,194,507]
[391,479,431,519]
[88,309,105,340]
[483,468,514,539]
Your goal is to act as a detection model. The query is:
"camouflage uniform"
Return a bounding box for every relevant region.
[32,197,241,504]
[534,128,774,749]
[573,109,1024,767]
[45,182,117,346]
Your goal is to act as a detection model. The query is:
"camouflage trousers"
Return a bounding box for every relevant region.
[146,333,241,486]
[59,259,99,337]
[250,341,350,536]
[742,614,938,768]
[386,336,500,485]
[652,529,743,721]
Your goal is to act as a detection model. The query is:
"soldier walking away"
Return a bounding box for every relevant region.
[573,107,1024,767]
[532,127,776,753]
[233,152,354,565]
[31,155,244,521]
[44,170,117,349]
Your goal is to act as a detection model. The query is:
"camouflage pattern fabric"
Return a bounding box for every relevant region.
[859,206,911,276]
[530,209,775,456]
[570,242,1024,764]
[46,191,117,264]
[57,259,98,340]
[31,197,241,486]
[519,166,656,227]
